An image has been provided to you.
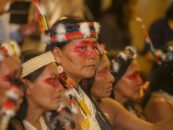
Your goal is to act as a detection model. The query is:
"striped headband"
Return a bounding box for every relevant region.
[48,22,100,43]
[21,51,56,77]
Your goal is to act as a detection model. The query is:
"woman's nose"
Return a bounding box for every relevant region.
[136,75,143,85]
[87,47,99,59]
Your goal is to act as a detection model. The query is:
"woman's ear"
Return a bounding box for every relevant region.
[52,47,63,64]
[21,79,33,96]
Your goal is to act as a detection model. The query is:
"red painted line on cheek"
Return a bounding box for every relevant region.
[44,77,62,90]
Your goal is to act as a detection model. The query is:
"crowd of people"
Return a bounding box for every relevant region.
[1,0,173,130]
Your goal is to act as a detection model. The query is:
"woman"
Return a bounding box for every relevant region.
[45,17,111,130]
[18,51,66,130]
[0,41,24,130]
[142,42,173,123]
[108,46,145,119]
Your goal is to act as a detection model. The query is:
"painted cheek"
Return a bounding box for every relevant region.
[44,78,62,90]
[127,74,143,85]
[73,42,99,58]
[98,69,109,78]
[88,48,99,58]
[88,42,99,58]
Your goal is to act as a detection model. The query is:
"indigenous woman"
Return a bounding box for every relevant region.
[0,41,24,130]
[108,46,145,119]
[18,51,65,130]
[45,17,111,130]
[142,42,173,123]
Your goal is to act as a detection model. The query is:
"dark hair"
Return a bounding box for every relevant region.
[107,46,137,99]
[45,17,85,51]
[166,3,173,20]
[142,60,173,107]
[7,116,25,130]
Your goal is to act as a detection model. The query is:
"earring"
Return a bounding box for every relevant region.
[57,65,64,74]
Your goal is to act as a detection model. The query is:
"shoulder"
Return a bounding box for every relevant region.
[100,98,125,114]
[101,98,121,107]
[147,94,171,109]
[144,93,173,122]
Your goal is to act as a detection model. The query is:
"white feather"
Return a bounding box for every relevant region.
[79,22,90,37]
[112,59,119,72]
[94,22,100,33]
[119,52,128,61]
[56,24,66,42]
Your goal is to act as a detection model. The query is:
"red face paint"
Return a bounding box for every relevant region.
[73,40,99,58]
[126,72,143,84]
[98,68,110,77]
[44,76,62,90]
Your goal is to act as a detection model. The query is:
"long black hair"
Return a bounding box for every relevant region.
[142,60,173,107]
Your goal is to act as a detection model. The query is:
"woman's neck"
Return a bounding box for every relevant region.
[26,99,45,128]
[114,91,128,105]
[66,72,81,88]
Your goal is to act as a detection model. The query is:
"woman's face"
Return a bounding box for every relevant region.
[114,60,143,103]
[55,38,99,82]
[91,55,114,98]
[0,56,21,103]
[28,63,65,110]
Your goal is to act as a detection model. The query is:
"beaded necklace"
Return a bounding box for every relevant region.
[23,116,49,130]
[57,68,101,130]
[72,87,101,130]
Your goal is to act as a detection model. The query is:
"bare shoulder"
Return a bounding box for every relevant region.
[100,98,125,114]
[144,94,173,122]
[145,94,172,111]
[101,98,122,107]
[99,98,126,126]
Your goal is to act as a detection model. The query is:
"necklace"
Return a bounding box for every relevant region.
[73,87,101,130]
[23,116,49,130]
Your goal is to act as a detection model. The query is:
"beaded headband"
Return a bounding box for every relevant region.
[0,41,21,61]
[49,22,100,43]
[110,46,137,82]
[21,51,56,77]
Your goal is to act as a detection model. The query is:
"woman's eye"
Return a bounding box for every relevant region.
[79,46,87,50]
[127,72,138,80]
[99,68,108,76]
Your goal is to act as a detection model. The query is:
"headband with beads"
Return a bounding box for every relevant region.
[49,22,100,43]
[110,46,137,82]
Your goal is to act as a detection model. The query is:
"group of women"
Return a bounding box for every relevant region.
[0,17,173,130]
